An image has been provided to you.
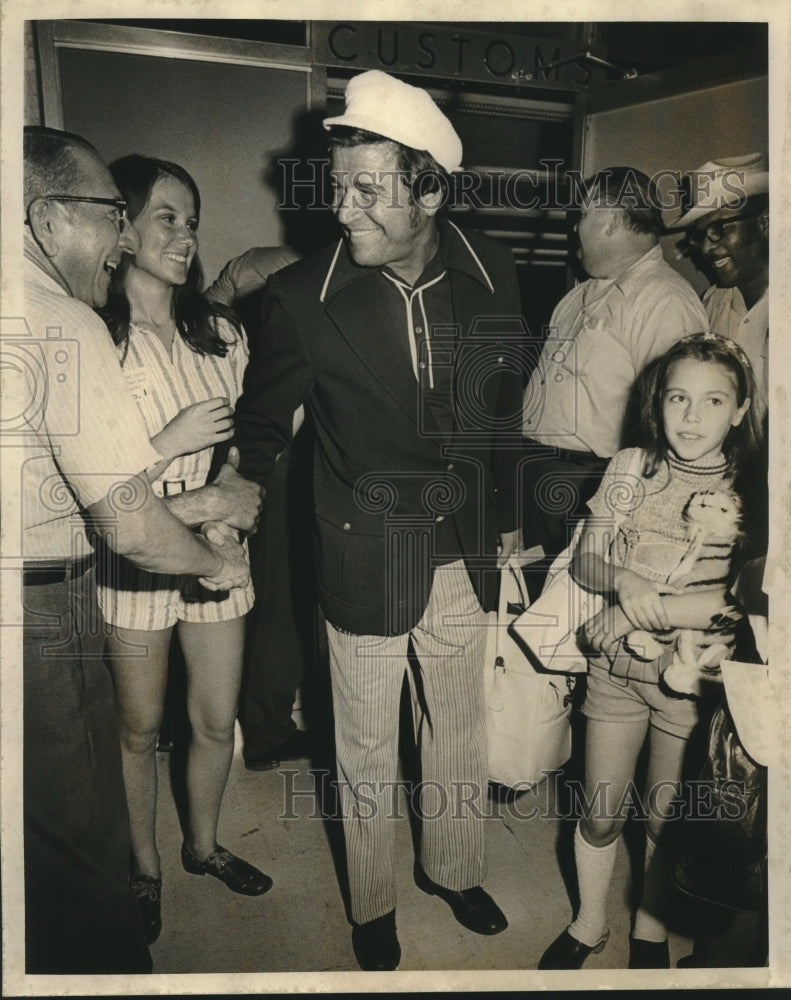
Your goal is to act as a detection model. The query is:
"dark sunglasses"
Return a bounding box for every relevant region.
[26,195,129,232]
[686,209,765,245]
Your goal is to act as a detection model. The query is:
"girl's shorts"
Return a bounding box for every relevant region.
[583,654,700,740]
[97,547,254,631]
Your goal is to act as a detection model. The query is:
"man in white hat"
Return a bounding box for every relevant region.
[668,154,769,422]
[232,69,522,970]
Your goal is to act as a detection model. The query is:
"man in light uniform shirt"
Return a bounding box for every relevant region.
[521,166,708,563]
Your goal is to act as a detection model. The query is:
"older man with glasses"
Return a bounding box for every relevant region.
[17,126,261,974]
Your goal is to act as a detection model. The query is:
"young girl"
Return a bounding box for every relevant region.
[97,155,270,946]
[538,332,762,970]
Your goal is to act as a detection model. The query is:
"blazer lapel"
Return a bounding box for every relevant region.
[324,275,426,428]
[320,228,499,437]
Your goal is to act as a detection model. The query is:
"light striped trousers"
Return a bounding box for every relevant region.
[326,559,489,924]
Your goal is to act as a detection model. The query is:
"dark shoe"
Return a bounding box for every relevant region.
[538,926,609,970]
[244,730,311,772]
[130,874,162,945]
[351,910,400,971]
[629,936,670,969]
[414,864,507,935]
[181,843,273,896]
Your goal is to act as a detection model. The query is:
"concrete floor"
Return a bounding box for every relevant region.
[141,691,768,991]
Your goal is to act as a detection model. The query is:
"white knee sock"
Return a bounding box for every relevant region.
[568,824,618,948]
[632,832,669,943]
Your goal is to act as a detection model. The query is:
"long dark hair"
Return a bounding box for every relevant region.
[640,332,762,479]
[100,154,240,359]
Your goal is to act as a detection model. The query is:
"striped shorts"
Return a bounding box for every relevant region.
[96,543,254,631]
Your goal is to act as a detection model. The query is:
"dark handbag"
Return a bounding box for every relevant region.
[674,700,767,912]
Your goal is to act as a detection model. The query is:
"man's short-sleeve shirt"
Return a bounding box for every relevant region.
[522,245,709,457]
[18,259,161,558]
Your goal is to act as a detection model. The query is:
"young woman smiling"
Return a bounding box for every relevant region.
[98,155,271,946]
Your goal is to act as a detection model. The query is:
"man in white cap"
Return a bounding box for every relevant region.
[668,153,769,423]
[232,69,522,970]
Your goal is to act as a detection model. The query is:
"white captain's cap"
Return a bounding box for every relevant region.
[323,70,463,173]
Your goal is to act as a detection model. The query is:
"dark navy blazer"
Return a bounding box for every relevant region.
[233,219,526,636]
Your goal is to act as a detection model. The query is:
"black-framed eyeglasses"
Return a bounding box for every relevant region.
[27,195,129,232]
[686,209,765,245]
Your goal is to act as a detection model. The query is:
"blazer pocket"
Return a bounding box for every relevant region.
[315,484,388,536]
[315,486,385,611]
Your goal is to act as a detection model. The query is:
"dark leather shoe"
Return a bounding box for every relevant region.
[351,910,400,971]
[244,730,311,771]
[181,843,273,896]
[538,927,609,970]
[629,936,670,969]
[130,874,162,945]
[414,864,507,935]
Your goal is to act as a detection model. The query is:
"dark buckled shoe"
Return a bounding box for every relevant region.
[414,864,507,935]
[130,873,162,945]
[629,935,670,969]
[351,910,401,971]
[538,926,609,970]
[181,843,273,896]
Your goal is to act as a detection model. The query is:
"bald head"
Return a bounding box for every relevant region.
[24,126,101,208]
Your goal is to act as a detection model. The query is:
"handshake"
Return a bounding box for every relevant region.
[194,445,265,592]
[199,519,254,592]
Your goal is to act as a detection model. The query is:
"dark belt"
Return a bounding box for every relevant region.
[525,442,608,467]
[553,447,608,467]
[23,554,95,587]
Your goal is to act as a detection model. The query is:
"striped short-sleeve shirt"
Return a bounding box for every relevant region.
[120,317,248,495]
[97,316,254,630]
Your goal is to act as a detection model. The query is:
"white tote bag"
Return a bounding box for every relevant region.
[510,449,644,674]
[484,557,575,790]
[508,521,600,675]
